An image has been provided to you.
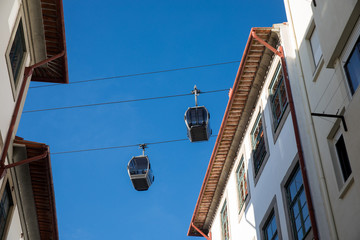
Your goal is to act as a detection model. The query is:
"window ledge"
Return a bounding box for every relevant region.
[338,175,354,199]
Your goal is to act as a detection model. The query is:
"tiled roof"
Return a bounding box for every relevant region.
[31,0,68,84]
[14,138,59,240]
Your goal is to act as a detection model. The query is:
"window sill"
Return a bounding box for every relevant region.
[338,175,354,199]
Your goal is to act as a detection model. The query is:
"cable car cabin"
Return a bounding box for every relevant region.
[127,156,154,191]
[184,106,211,142]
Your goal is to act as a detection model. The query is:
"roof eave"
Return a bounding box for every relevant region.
[29,0,68,84]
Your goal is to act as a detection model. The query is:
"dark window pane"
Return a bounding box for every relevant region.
[335,135,352,181]
[264,213,278,240]
[9,21,26,85]
[286,165,311,240]
[269,65,288,129]
[251,114,267,175]
[0,184,13,239]
[345,41,360,94]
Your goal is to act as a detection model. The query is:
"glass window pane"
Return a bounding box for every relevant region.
[264,213,277,240]
[304,216,312,232]
[310,29,322,67]
[335,135,352,181]
[9,21,26,85]
[269,65,288,128]
[221,202,230,240]
[0,184,13,239]
[297,227,304,240]
[345,43,360,94]
[286,165,311,240]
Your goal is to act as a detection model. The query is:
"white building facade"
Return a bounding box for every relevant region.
[284,0,360,239]
[0,0,67,239]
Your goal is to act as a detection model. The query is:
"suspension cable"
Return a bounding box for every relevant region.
[23,89,229,114]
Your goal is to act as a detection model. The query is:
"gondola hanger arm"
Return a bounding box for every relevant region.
[191,85,201,106]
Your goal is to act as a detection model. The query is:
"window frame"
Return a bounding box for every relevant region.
[235,156,248,213]
[344,35,360,95]
[268,63,290,143]
[260,196,282,240]
[251,111,269,183]
[334,134,352,182]
[309,27,323,69]
[284,164,311,240]
[327,123,354,196]
[269,64,288,130]
[220,200,230,240]
[5,15,29,99]
[263,211,278,240]
[0,181,14,240]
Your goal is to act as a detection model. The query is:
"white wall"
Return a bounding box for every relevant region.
[0,1,32,239]
[284,0,360,239]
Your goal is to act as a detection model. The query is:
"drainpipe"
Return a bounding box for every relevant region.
[251,31,320,240]
[0,52,65,178]
[191,223,212,240]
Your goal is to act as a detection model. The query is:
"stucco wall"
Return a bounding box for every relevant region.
[285,0,360,239]
[0,1,32,239]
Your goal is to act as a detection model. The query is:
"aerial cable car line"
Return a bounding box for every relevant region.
[29,60,240,89]
[23,88,229,114]
[51,135,218,155]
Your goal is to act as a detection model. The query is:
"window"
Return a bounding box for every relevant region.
[285,165,311,240]
[220,201,230,240]
[269,64,288,129]
[9,20,26,87]
[236,157,248,211]
[263,211,278,240]
[309,28,322,68]
[251,113,267,176]
[335,135,352,182]
[344,37,360,94]
[0,183,13,239]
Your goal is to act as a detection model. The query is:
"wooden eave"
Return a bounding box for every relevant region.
[31,0,68,84]
[188,27,279,237]
[14,138,59,240]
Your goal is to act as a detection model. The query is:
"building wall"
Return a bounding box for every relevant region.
[0,1,34,239]
[285,0,360,239]
[0,0,31,163]
[311,0,360,67]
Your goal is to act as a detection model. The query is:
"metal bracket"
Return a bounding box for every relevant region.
[0,150,48,178]
[191,222,211,240]
[191,85,201,106]
[139,144,148,156]
[311,113,348,131]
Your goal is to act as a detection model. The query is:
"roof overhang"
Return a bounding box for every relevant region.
[188,27,279,236]
[26,0,68,84]
[13,137,59,240]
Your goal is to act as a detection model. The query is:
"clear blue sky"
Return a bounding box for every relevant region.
[19,1,286,239]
